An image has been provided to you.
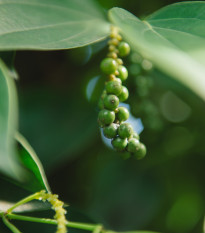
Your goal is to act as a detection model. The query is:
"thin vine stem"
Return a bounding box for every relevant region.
[0,212,102,232]
[2,214,22,233]
[92,224,103,233]
[6,192,41,213]
[1,192,103,232]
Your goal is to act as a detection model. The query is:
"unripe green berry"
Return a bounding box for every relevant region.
[127,138,140,153]
[133,131,140,140]
[116,107,129,122]
[118,123,133,139]
[104,95,119,111]
[118,86,129,102]
[100,58,118,75]
[103,123,119,139]
[116,58,123,65]
[98,109,115,127]
[112,136,127,151]
[115,78,122,84]
[105,80,122,96]
[134,143,146,160]
[118,42,130,57]
[118,65,128,81]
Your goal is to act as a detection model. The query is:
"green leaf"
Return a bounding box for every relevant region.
[0,0,110,50]
[0,59,23,180]
[109,2,205,100]
[16,132,51,192]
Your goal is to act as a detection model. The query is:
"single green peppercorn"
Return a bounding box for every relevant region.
[127,138,140,153]
[100,58,118,75]
[104,95,119,111]
[98,109,115,127]
[116,107,129,122]
[133,131,140,140]
[118,86,129,102]
[105,80,122,96]
[118,65,128,81]
[103,123,119,139]
[133,143,146,160]
[115,78,122,84]
[112,136,127,151]
[118,123,133,139]
[118,42,130,57]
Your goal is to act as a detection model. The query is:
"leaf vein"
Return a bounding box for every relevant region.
[148,18,205,23]
[151,25,205,43]
[0,19,99,37]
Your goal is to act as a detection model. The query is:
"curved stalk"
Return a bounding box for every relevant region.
[2,214,22,233]
[7,192,41,213]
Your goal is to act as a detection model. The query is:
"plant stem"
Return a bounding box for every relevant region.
[2,214,22,233]
[93,225,103,233]
[6,192,41,213]
[1,213,101,232]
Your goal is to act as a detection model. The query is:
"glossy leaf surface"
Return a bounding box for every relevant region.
[16,133,51,192]
[0,59,22,179]
[109,2,205,100]
[0,0,110,50]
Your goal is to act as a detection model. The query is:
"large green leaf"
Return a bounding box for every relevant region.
[16,132,51,192]
[109,2,205,100]
[0,59,23,180]
[0,0,110,50]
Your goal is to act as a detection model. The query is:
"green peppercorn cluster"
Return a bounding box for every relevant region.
[97,26,146,160]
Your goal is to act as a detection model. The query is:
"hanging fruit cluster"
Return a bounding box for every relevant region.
[97,26,146,160]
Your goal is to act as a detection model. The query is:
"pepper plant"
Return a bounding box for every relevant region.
[0,0,205,233]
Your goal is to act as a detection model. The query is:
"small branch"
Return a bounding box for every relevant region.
[7,192,41,213]
[5,213,102,232]
[93,225,103,233]
[2,214,22,233]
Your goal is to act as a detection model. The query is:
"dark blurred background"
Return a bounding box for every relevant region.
[1,0,205,233]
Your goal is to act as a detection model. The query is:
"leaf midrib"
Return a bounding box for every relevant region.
[32,27,106,48]
[0,19,103,37]
[143,21,176,48]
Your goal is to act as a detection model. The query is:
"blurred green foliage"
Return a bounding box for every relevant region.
[0,0,205,233]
